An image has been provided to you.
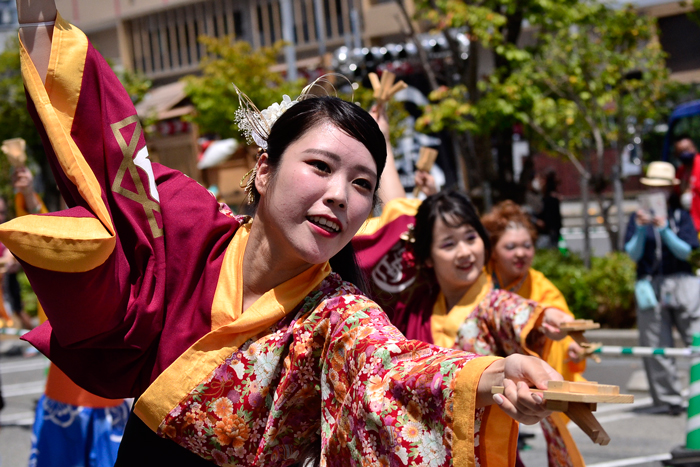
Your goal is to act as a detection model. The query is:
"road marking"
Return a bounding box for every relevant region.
[2,380,46,397]
[0,358,50,374]
[595,396,653,414]
[586,453,672,467]
[0,411,35,426]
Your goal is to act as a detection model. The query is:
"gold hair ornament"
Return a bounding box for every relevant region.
[239,166,258,205]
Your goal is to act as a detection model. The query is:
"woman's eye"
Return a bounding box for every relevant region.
[353,178,373,191]
[309,160,331,173]
[439,241,454,249]
[505,243,515,250]
[466,234,478,243]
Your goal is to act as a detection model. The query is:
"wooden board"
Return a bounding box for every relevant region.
[491,380,634,404]
[560,319,600,332]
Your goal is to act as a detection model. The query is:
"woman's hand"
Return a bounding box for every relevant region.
[414,170,438,196]
[478,355,562,425]
[12,166,34,196]
[541,307,573,341]
[369,104,390,143]
[567,340,586,363]
[635,209,652,226]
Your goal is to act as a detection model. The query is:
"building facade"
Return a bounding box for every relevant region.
[55,0,418,84]
[0,0,17,52]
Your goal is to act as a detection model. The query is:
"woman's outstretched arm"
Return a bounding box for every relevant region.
[16,0,57,83]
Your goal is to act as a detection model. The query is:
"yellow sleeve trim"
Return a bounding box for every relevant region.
[453,356,515,467]
[19,13,114,236]
[357,197,422,236]
[0,215,115,273]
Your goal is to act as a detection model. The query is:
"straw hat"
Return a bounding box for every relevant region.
[640,161,680,186]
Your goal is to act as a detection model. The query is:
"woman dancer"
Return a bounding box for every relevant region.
[3,1,558,465]
[482,200,585,383]
[354,155,584,465]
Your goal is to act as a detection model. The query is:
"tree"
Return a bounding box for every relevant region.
[487,3,670,264]
[414,0,579,208]
[183,37,307,140]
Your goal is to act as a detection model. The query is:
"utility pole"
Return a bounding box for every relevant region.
[280,0,297,81]
[313,0,327,56]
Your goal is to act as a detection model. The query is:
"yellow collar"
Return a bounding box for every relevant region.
[430,272,492,348]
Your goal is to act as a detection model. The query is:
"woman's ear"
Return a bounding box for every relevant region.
[255,153,271,197]
[424,258,433,268]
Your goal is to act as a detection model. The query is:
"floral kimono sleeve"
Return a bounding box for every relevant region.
[319,293,516,466]
[455,289,549,359]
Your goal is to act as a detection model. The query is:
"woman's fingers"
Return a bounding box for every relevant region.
[495,380,552,425]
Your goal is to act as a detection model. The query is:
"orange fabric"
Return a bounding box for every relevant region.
[453,356,517,467]
[14,192,48,217]
[517,268,587,381]
[44,364,124,408]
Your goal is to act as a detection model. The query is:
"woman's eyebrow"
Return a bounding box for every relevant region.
[303,148,377,179]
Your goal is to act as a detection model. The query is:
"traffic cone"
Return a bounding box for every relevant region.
[667,334,700,466]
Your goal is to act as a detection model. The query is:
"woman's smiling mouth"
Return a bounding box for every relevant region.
[307,215,341,233]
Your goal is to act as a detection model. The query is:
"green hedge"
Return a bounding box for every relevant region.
[17,271,38,317]
[532,249,636,328]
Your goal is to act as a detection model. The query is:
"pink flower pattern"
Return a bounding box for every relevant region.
[455,289,573,467]
[158,274,487,466]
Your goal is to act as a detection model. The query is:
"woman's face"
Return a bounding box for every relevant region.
[427,215,485,293]
[256,122,377,268]
[493,227,534,281]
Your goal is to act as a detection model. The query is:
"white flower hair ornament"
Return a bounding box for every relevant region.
[233,74,351,204]
[232,74,351,151]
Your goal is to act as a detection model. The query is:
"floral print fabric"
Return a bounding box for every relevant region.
[456,289,579,467]
[159,274,487,466]
[456,289,546,358]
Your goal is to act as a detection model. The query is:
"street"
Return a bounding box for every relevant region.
[0,339,692,467]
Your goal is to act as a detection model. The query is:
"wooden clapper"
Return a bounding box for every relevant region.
[368,70,407,107]
[1,138,27,168]
[412,147,439,197]
[561,319,603,362]
[493,380,634,445]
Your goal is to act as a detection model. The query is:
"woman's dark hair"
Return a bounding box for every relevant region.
[250,96,387,292]
[413,189,492,265]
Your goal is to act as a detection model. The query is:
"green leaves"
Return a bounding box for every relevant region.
[414,0,672,171]
[182,37,306,140]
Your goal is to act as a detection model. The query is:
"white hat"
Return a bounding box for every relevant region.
[640,161,680,186]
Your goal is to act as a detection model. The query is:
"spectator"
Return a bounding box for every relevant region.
[624,161,700,415]
[674,136,700,229]
[537,170,563,249]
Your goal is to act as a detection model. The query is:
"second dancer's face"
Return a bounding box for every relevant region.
[255,122,377,268]
[493,227,534,283]
[427,215,485,293]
